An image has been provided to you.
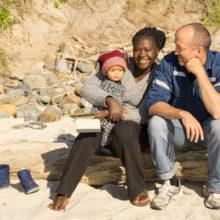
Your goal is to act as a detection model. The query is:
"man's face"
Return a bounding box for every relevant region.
[174,30,198,66]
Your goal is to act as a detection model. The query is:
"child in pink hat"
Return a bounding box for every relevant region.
[91,49,128,155]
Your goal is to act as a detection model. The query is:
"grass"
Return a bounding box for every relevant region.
[0,48,9,76]
[0,7,14,30]
[202,0,220,26]
[53,0,69,8]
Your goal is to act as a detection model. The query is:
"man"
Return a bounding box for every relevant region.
[145,23,220,210]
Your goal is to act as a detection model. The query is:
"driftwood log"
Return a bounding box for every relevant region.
[0,142,207,185]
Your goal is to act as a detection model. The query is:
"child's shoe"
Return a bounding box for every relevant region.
[99,146,116,157]
[17,168,39,194]
[0,164,10,189]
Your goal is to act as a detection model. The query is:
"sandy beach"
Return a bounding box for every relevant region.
[0,117,220,220]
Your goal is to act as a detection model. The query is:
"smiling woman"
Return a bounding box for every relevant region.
[49,27,166,211]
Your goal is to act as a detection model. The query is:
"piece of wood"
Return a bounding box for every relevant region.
[0,142,208,185]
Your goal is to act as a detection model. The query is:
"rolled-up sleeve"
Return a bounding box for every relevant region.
[80,72,109,107]
[146,57,173,110]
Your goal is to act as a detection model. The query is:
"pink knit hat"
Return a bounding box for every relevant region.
[98,50,127,75]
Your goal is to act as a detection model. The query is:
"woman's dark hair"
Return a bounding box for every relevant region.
[132,27,166,50]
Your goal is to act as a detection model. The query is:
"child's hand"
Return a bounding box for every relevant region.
[91,110,109,121]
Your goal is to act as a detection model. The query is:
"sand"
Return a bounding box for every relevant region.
[0,117,220,220]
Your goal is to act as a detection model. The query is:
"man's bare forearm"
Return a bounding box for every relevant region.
[148,102,184,120]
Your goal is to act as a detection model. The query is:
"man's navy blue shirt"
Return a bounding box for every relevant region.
[145,50,220,122]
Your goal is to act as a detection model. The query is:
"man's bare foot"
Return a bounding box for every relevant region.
[48,195,70,211]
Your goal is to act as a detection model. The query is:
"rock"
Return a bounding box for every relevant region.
[80,98,93,108]
[16,104,41,121]
[39,95,51,104]
[56,58,72,73]
[24,74,47,89]
[51,93,67,104]
[17,83,32,96]
[74,82,83,96]
[0,84,5,94]
[4,89,28,106]
[38,106,62,122]
[58,94,81,108]
[38,112,60,123]
[77,62,95,74]
[4,78,21,88]
[38,88,55,104]
[70,107,91,117]
[0,94,11,104]
[44,56,56,71]
[6,88,25,97]
[0,104,17,116]
[13,96,28,107]
[0,142,208,185]
[0,111,10,118]
[9,72,25,81]
[61,103,79,116]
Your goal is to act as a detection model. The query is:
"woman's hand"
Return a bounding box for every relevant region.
[105,97,123,122]
[91,110,109,121]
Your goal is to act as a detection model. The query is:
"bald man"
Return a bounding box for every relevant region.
[144,23,220,209]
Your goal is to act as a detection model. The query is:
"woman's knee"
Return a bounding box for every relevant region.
[114,120,140,140]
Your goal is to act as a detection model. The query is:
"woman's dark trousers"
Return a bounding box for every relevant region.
[57,120,147,199]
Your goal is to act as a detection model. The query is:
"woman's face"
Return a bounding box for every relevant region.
[133,37,159,70]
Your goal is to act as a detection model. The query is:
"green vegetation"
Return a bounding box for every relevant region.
[0,0,25,31]
[0,48,9,75]
[203,0,220,26]
[53,0,69,8]
[0,8,14,30]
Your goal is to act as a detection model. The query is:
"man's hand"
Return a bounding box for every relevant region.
[91,110,109,121]
[179,110,204,143]
[185,58,205,76]
[105,97,123,122]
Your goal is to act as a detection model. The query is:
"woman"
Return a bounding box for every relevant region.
[49,27,166,211]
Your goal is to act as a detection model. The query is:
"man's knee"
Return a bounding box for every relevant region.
[148,115,168,135]
[209,119,220,140]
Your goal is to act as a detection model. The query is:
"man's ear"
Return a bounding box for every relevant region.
[196,47,204,59]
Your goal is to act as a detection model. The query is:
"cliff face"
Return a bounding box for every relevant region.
[0,0,219,75]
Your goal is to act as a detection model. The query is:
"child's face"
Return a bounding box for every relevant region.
[106,65,124,81]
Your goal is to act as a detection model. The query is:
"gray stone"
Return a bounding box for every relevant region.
[51,93,66,104]
[4,78,22,88]
[16,104,41,121]
[38,88,55,104]
[45,106,62,117]
[61,103,79,115]
[9,72,25,81]
[80,98,93,108]
[77,62,95,74]
[0,94,11,104]
[70,107,91,117]
[6,88,25,97]
[17,83,32,96]
[56,58,72,73]
[38,106,62,123]
[0,111,10,118]
[24,74,47,89]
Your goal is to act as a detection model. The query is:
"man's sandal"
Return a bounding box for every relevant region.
[130,190,150,207]
[48,195,70,211]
